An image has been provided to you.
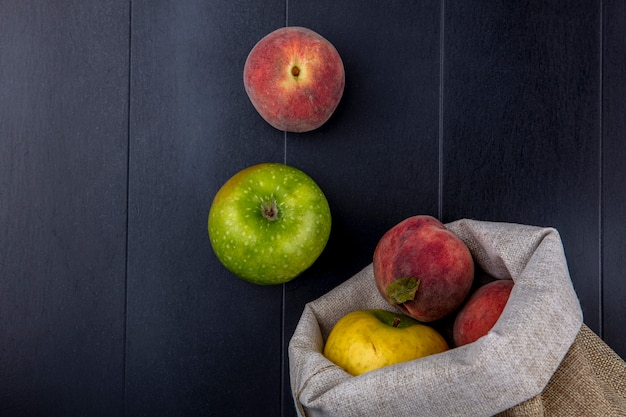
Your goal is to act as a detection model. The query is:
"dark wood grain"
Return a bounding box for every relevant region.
[124,2,286,416]
[441,1,602,334]
[0,2,129,416]
[602,0,626,359]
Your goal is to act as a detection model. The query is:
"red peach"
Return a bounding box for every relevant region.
[373,215,475,322]
[453,279,514,347]
[243,26,345,133]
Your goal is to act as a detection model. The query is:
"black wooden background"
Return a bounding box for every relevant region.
[1,1,624,416]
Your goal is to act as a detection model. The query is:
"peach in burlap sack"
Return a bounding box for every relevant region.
[289,219,625,416]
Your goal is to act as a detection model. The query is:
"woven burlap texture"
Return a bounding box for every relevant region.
[497,324,626,417]
[289,219,585,417]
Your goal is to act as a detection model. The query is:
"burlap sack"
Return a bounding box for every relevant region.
[496,324,626,416]
[288,219,623,416]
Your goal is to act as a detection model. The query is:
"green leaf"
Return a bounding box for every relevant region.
[385,277,420,304]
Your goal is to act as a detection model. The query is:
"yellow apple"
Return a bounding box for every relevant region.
[323,309,449,376]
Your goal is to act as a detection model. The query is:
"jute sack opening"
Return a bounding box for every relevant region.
[289,219,593,416]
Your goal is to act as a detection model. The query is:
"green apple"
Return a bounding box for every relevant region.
[323,309,449,376]
[208,162,331,285]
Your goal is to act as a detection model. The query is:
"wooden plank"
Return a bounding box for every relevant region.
[124,2,286,416]
[283,1,442,415]
[0,1,129,416]
[602,0,626,359]
[441,1,602,334]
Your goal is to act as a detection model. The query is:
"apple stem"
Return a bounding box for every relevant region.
[392,317,401,328]
[291,66,300,77]
[261,199,279,221]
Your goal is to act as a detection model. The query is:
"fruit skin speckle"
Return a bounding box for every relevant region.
[208,163,331,285]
